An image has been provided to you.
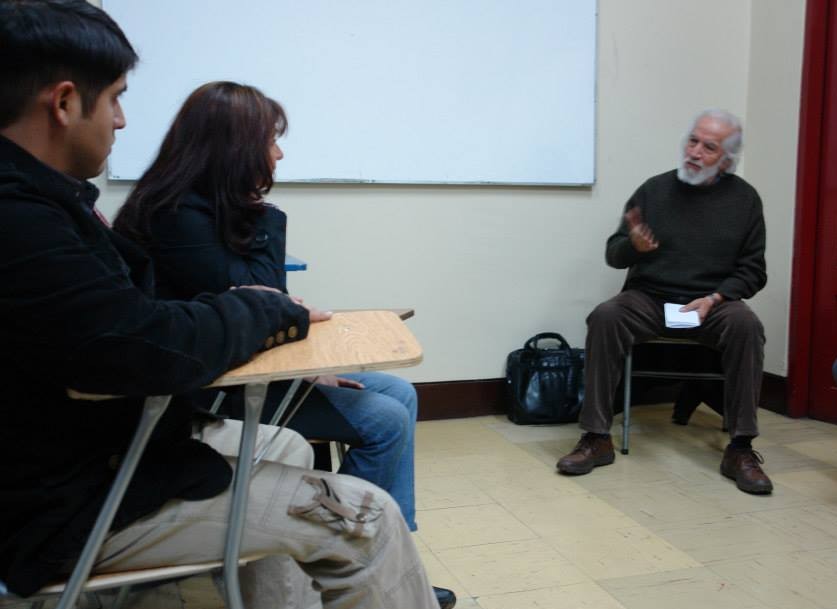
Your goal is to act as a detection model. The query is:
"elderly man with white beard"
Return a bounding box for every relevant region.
[556,109,772,494]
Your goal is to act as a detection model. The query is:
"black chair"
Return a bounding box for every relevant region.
[621,337,725,454]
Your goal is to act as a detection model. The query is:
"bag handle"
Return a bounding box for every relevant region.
[524,332,571,353]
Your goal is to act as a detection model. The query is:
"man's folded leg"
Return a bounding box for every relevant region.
[93,422,438,609]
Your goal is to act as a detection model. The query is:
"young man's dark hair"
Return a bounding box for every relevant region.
[0,0,138,128]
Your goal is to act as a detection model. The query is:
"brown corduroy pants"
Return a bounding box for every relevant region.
[579,290,765,438]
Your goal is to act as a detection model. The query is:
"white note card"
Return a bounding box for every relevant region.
[664,303,701,329]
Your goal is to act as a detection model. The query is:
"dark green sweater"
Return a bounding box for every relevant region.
[606,170,767,302]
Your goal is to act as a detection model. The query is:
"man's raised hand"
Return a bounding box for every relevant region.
[625,207,659,253]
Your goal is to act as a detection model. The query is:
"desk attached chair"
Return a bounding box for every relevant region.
[2,311,421,609]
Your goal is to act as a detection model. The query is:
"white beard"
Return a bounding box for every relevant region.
[677,158,721,185]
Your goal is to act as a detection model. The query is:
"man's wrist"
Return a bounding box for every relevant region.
[706,292,723,305]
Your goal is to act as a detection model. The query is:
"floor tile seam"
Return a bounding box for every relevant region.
[471,578,625,603]
[432,542,581,566]
[701,552,831,581]
[416,499,498,511]
[701,563,837,607]
[541,533,700,571]
[641,532,802,558]
[743,502,837,524]
[619,509,758,532]
[412,502,525,516]
[771,465,837,479]
[495,507,643,535]
[659,487,816,514]
[536,519,678,547]
[427,535,547,554]
[421,504,541,540]
[734,505,837,540]
[470,483,591,498]
[579,561,708,584]
[669,501,825,520]
[594,564,723,588]
[646,512,808,537]
[770,446,837,469]
[680,546,816,567]
[461,579,594,599]
[485,494,601,513]
[589,496,727,528]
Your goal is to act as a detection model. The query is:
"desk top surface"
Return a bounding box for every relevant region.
[68,310,421,400]
[208,310,422,388]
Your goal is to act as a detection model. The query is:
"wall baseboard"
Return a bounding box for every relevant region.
[760,372,788,416]
[416,374,789,421]
[415,379,507,421]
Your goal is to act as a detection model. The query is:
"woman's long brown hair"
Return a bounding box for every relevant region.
[113,81,286,253]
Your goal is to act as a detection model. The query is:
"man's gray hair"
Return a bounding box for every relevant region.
[689,109,743,173]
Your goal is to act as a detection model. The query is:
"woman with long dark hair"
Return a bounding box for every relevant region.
[114,82,455,609]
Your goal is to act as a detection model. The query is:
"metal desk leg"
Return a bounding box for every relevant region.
[622,351,632,455]
[223,382,268,609]
[253,378,317,467]
[265,378,303,427]
[209,390,227,415]
[56,395,172,609]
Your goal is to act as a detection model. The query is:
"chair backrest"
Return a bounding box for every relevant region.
[53,395,172,609]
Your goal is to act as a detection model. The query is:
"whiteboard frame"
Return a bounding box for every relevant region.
[104,0,598,186]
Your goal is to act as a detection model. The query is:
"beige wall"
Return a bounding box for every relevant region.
[744,0,806,375]
[94,0,804,382]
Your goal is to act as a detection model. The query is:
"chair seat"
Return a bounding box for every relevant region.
[37,554,266,595]
[630,369,725,380]
[632,337,724,378]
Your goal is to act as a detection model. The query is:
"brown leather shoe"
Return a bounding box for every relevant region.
[557,433,615,475]
[721,445,773,494]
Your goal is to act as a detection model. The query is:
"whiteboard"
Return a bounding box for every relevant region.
[104,0,596,185]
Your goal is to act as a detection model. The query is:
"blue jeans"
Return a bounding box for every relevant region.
[288,372,418,531]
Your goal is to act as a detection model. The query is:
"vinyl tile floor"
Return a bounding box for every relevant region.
[36,404,837,608]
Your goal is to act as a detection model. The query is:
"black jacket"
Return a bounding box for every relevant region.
[0,136,310,596]
[606,170,767,302]
[132,191,333,426]
[147,191,288,300]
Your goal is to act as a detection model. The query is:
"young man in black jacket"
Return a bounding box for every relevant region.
[0,2,440,607]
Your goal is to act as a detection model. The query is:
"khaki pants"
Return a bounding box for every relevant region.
[94,421,436,609]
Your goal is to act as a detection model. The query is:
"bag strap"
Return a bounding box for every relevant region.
[524,332,571,353]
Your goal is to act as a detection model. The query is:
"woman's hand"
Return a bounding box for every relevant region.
[306,375,365,389]
[234,286,330,322]
[301,302,332,323]
[287,294,331,323]
[234,284,282,294]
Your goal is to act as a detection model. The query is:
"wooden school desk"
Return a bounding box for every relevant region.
[53,311,422,609]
